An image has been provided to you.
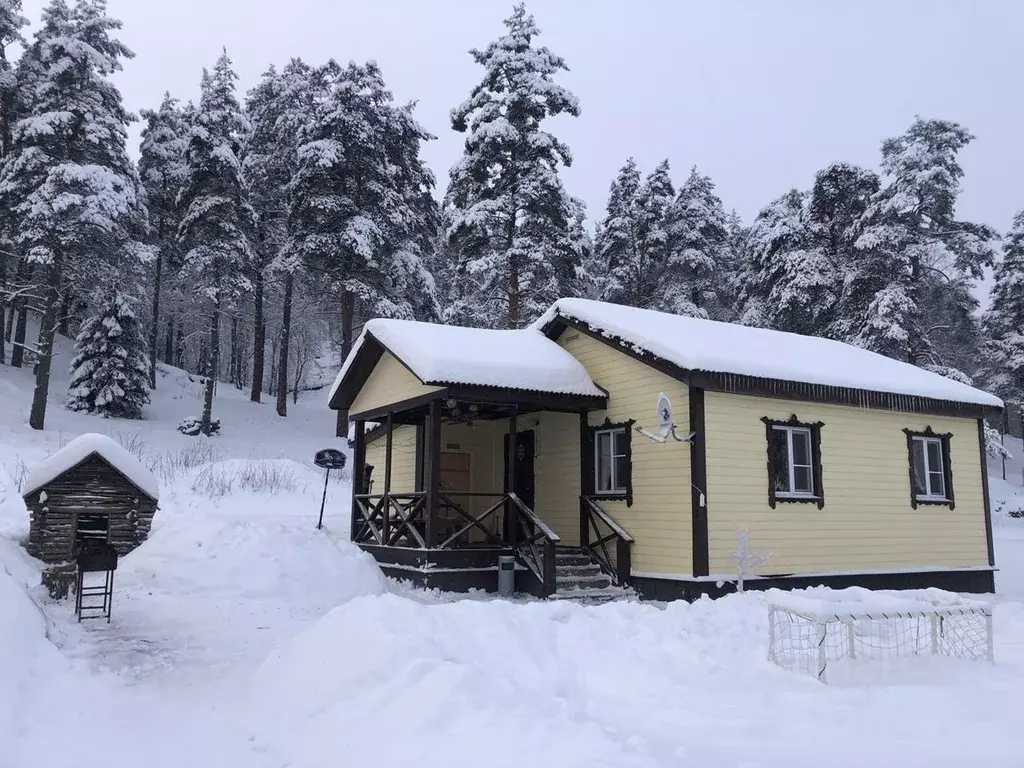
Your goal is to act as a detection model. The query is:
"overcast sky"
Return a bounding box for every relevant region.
[19,0,1024,232]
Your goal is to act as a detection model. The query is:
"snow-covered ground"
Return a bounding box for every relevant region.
[2,333,1024,767]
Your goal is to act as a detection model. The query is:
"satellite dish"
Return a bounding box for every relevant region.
[656,393,673,438]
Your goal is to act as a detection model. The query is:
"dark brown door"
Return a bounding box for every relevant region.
[503,430,536,541]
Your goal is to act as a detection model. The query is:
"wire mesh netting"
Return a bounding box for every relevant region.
[768,604,993,683]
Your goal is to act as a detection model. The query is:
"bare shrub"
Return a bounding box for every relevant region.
[5,456,29,493]
[151,443,222,482]
[238,461,297,495]
[190,465,236,500]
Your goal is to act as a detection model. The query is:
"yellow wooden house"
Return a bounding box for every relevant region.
[328,298,1002,600]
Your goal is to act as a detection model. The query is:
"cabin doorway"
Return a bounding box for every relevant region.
[74,511,111,550]
[503,430,536,541]
[439,452,472,543]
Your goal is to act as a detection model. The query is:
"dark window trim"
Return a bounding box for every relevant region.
[903,426,955,510]
[761,415,825,509]
[586,417,634,506]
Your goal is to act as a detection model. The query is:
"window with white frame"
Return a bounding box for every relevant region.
[770,425,815,497]
[911,435,947,500]
[594,427,628,495]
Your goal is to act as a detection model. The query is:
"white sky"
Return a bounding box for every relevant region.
[19,0,1024,232]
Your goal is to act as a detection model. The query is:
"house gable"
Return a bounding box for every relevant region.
[349,350,444,419]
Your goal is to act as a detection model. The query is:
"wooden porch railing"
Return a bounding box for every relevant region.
[352,491,560,596]
[580,496,634,587]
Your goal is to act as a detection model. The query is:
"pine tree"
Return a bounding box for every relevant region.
[664,166,732,319]
[243,58,321,416]
[446,4,580,328]
[851,117,997,365]
[739,189,838,336]
[0,0,147,430]
[177,50,256,436]
[139,92,188,387]
[593,158,642,303]
[0,0,26,366]
[982,209,1024,409]
[66,288,150,418]
[628,160,674,308]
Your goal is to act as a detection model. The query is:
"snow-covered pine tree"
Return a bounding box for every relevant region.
[664,166,732,319]
[66,288,150,418]
[594,158,642,303]
[243,58,321,416]
[558,196,592,300]
[446,3,580,328]
[0,0,147,430]
[738,189,837,336]
[850,118,997,366]
[0,0,26,366]
[629,159,675,308]
[177,50,256,436]
[982,209,1024,409]
[139,92,189,387]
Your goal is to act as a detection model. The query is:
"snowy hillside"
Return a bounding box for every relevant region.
[2,342,1024,766]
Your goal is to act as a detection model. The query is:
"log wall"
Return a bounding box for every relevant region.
[24,454,158,565]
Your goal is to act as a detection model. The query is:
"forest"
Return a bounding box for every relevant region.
[0,0,1021,440]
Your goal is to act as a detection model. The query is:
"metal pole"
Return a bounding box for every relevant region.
[317,468,330,530]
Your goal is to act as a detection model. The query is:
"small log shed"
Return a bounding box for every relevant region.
[23,433,159,569]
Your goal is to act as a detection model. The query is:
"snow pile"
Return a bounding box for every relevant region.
[246,591,1024,768]
[767,586,990,618]
[536,298,1003,407]
[22,432,159,500]
[330,318,604,404]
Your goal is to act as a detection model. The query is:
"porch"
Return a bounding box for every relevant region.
[349,388,634,597]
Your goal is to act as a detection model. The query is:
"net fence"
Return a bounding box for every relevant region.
[768,604,993,683]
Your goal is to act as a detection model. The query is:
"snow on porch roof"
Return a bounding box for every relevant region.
[329,318,605,404]
[534,298,1003,409]
[23,433,160,501]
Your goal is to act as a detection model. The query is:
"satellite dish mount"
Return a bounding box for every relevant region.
[635,393,696,444]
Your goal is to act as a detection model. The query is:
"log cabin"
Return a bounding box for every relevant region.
[329,298,1001,601]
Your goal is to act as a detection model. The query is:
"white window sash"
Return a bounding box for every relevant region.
[594,428,626,495]
[774,426,815,498]
[913,436,947,500]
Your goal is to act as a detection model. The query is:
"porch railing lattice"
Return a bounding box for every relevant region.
[581,496,634,587]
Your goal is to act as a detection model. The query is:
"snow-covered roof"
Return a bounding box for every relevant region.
[535,298,1002,409]
[23,433,160,501]
[329,318,605,406]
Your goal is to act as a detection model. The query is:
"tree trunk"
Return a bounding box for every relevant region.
[11,302,27,368]
[276,271,294,417]
[907,255,924,366]
[200,300,220,436]
[175,317,184,368]
[57,290,72,337]
[250,269,265,403]
[164,310,174,365]
[229,314,238,388]
[29,252,64,431]
[0,257,6,365]
[149,249,163,388]
[336,290,354,438]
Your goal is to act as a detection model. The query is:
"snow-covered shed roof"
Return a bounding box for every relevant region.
[535,298,1002,410]
[23,433,160,501]
[329,318,605,409]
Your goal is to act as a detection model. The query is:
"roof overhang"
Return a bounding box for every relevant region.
[542,313,1002,420]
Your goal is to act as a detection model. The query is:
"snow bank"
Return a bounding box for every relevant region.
[329,318,604,405]
[23,432,159,500]
[767,586,991,618]
[535,298,1003,407]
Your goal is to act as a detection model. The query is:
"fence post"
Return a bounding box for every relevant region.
[847,621,856,660]
[986,612,995,663]
[930,615,939,655]
[767,606,776,663]
[616,536,631,587]
[816,621,828,684]
[543,540,556,597]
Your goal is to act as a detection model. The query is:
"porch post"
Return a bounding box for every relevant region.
[382,410,393,544]
[578,408,589,549]
[350,419,366,543]
[424,398,442,548]
[507,411,518,544]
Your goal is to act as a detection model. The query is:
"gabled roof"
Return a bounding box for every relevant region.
[328,318,605,411]
[535,298,1002,412]
[23,433,160,501]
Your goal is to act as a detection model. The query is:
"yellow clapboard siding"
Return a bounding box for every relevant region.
[364,425,418,493]
[350,351,443,416]
[704,391,989,575]
[557,330,692,575]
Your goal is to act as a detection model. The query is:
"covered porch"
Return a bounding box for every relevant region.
[349,385,629,596]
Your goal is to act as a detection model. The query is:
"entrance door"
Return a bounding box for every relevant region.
[439,452,471,543]
[503,430,536,541]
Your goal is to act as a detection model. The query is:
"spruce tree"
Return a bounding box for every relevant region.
[139,92,188,387]
[446,4,580,328]
[177,50,256,436]
[738,189,837,336]
[66,288,150,418]
[982,209,1024,408]
[0,0,26,366]
[0,0,147,430]
[851,117,997,365]
[664,166,732,319]
[627,160,674,308]
[594,158,642,303]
